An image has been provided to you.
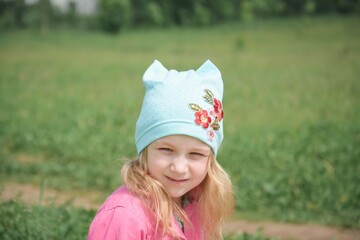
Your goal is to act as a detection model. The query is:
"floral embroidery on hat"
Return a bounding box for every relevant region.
[195,110,212,128]
[189,89,224,141]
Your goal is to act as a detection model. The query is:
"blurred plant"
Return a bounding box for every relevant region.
[0,200,95,240]
[225,228,277,240]
[194,3,211,26]
[65,1,78,27]
[38,0,53,33]
[0,0,26,29]
[146,1,164,26]
[1,0,360,31]
[98,0,132,34]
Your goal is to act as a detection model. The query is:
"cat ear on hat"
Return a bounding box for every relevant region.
[196,60,223,96]
[196,60,222,79]
[143,60,169,86]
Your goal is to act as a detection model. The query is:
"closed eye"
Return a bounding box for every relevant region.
[190,152,207,157]
[190,152,205,156]
[158,148,173,152]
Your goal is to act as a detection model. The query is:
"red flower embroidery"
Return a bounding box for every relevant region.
[213,98,223,121]
[207,129,215,140]
[189,89,224,141]
[195,110,211,129]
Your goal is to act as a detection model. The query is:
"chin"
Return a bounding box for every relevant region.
[169,191,186,198]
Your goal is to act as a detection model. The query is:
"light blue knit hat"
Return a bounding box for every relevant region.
[135,60,224,155]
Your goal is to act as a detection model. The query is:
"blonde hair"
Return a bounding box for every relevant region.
[121,148,234,239]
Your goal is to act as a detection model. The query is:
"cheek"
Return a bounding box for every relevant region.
[147,162,154,175]
[146,154,157,175]
[193,161,209,178]
[147,159,158,176]
[146,155,166,177]
[201,168,208,180]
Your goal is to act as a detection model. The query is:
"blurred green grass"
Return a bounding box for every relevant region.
[0,200,94,240]
[0,200,274,240]
[1,15,360,228]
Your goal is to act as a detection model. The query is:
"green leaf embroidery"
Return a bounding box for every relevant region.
[211,122,220,130]
[203,89,214,105]
[189,103,202,112]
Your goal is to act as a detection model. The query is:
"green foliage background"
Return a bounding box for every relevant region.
[0,201,274,239]
[0,201,94,240]
[1,0,360,33]
[0,15,359,238]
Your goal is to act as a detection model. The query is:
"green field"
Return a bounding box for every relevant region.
[1,15,359,238]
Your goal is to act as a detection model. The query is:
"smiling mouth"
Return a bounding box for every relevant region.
[166,176,188,182]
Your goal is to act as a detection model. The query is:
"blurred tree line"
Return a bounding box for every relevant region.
[0,0,98,32]
[1,0,359,33]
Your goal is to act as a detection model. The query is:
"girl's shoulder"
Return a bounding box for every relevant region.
[88,185,155,239]
[97,185,150,217]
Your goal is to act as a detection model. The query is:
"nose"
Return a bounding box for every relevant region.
[170,155,188,174]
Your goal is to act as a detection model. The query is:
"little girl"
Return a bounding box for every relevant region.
[88,60,234,240]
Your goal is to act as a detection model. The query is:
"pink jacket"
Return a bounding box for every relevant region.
[88,185,204,240]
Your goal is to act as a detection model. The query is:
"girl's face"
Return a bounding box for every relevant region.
[147,135,211,204]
